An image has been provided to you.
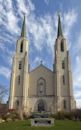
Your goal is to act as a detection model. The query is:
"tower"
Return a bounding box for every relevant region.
[9,15,29,112]
[54,14,76,112]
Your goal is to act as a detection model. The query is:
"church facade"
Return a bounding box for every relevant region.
[9,14,76,115]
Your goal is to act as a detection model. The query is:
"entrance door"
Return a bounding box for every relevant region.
[38,100,45,112]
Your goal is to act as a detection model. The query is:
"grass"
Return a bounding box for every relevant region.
[0,119,81,130]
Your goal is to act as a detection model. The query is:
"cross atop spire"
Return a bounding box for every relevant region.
[40,60,43,65]
[57,13,63,38]
[21,14,26,37]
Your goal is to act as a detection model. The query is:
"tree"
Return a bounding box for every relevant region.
[0,84,8,103]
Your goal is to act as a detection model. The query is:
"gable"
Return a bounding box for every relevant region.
[30,64,53,74]
[29,65,54,96]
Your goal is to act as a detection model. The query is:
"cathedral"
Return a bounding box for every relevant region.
[9,14,76,115]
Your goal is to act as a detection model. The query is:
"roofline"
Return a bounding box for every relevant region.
[29,64,53,73]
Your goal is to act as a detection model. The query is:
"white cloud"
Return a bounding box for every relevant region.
[71,33,81,109]
[27,14,56,53]
[0,0,20,34]
[71,34,81,106]
[63,9,77,38]
[44,0,49,5]
[15,0,35,17]
[30,56,41,70]
[16,0,28,15]
[72,34,81,56]
[0,42,6,51]
[72,55,81,108]
[34,57,41,65]
[74,91,81,99]
[0,0,78,58]
[0,66,11,79]
[76,99,81,108]
[73,55,81,87]
[0,0,35,50]
[27,9,78,55]
[5,0,12,10]
[7,11,19,34]
[27,0,35,11]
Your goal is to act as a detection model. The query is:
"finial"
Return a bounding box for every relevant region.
[40,60,43,65]
[57,11,60,17]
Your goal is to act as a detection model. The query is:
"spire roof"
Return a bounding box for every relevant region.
[21,14,26,37]
[57,13,63,37]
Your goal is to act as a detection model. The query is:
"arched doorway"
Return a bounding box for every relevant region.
[38,100,46,112]
[38,100,45,112]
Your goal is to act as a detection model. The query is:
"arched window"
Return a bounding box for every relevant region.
[37,78,46,96]
[19,61,22,69]
[18,75,20,85]
[20,41,23,52]
[63,100,66,109]
[63,75,65,85]
[62,60,65,69]
[61,40,64,52]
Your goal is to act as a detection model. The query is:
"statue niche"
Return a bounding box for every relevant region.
[37,78,46,96]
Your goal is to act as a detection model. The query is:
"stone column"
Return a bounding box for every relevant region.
[22,52,29,112]
[9,56,16,109]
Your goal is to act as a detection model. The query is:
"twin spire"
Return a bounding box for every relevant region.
[21,13,63,38]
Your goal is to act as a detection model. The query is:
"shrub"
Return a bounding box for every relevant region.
[2,109,20,121]
[53,109,81,120]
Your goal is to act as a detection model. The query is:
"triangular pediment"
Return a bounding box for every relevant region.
[30,64,53,74]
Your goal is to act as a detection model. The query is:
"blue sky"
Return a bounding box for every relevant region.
[0,0,81,108]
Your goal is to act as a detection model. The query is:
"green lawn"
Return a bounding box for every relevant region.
[0,120,81,130]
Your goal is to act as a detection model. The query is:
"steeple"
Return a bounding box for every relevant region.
[57,13,63,37]
[21,14,26,37]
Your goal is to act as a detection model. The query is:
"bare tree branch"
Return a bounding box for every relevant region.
[0,84,8,103]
